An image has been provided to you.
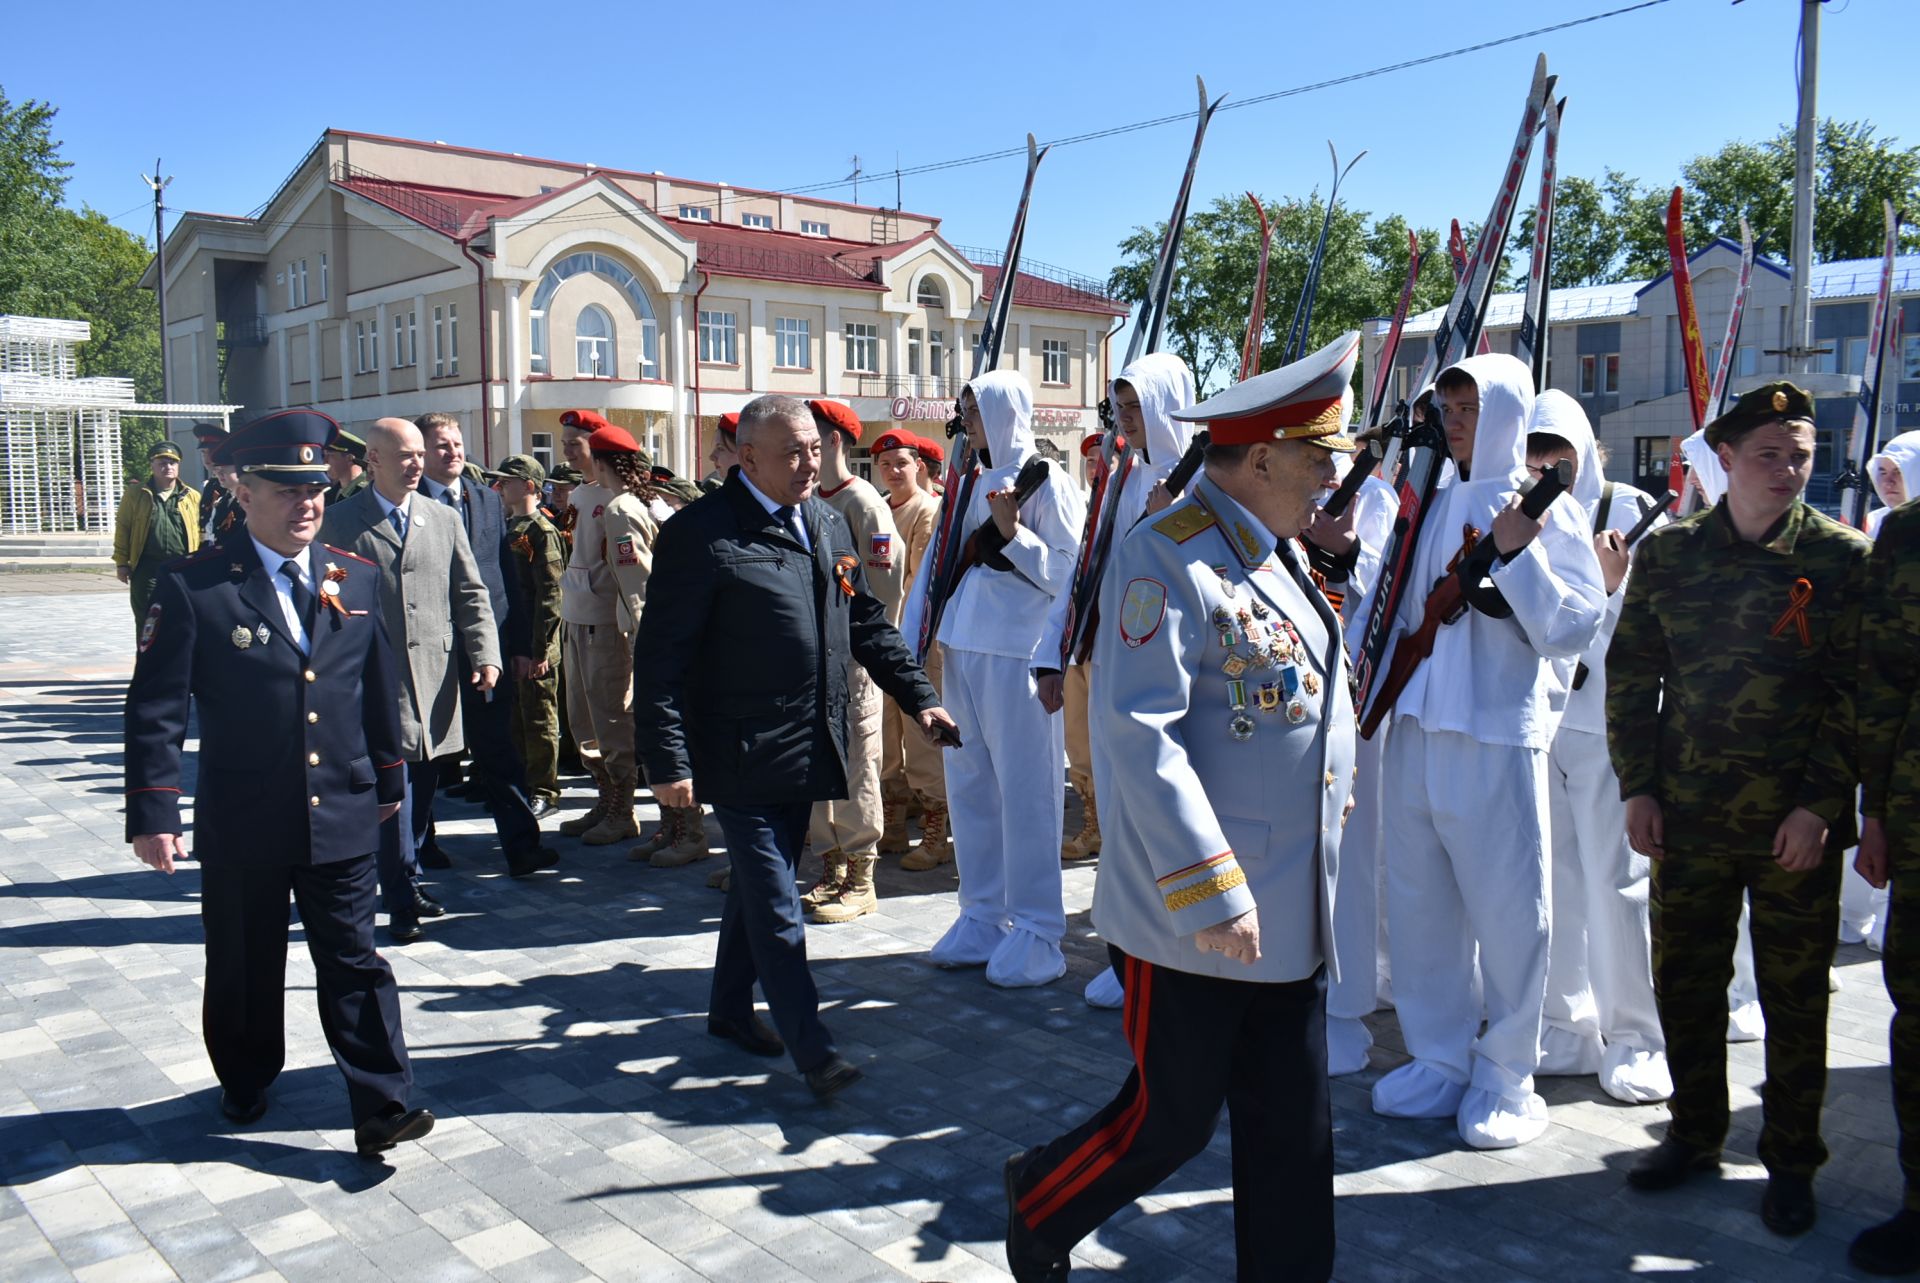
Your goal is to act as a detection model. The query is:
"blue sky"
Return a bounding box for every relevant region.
[8,0,1915,281]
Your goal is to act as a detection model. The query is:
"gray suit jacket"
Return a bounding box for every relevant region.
[1087,475,1352,985]
[321,488,500,761]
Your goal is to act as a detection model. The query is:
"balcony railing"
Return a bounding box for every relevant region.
[850,376,963,400]
[331,161,466,237]
[218,317,268,349]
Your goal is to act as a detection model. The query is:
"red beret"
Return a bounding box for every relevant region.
[915,437,945,465]
[587,425,640,454]
[1079,433,1103,459]
[560,409,612,433]
[807,399,864,441]
[869,429,920,455]
[717,412,740,438]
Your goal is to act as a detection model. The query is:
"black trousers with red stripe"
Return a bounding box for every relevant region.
[1014,947,1333,1282]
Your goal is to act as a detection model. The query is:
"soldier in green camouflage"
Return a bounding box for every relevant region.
[490,454,566,816]
[1607,381,1870,1238]
[323,430,369,506]
[1851,496,1920,1274]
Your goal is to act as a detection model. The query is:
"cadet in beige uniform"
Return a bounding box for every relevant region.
[800,400,905,922]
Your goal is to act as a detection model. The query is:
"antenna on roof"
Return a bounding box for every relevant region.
[846,154,863,204]
[895,152,902,211]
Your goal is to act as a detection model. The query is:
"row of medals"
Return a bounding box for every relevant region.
[1212,571,1319,742]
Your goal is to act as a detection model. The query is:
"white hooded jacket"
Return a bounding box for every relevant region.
[903,369,1084,661]
[1037,352,1195,669]
[1531,389,1664,737]
[1867,430,1920,539]
[1386,354,1607,751]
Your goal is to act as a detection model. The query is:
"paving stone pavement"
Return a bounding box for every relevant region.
[0,589,1903,1282]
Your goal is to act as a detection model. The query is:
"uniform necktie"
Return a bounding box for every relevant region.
[280,558,316,637]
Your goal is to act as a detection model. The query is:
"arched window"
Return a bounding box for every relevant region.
[575,305,614,378]
[915,276,946,310]
[529,251,660,378]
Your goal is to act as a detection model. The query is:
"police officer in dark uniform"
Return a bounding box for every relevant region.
[123,409,435,1158]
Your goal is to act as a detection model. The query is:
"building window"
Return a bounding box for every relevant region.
[392,310,417,368]
[907,327,923,376]
[845,322,879,374]
[740,212,773,229]
[678,204,713,221]
[774,316,811,369]
[1580,353,1620,397]
[446,304,459,376]
[1736,344,1758,378]
[916,278,945,310]
[297,260,309,307]
[698,310,738,365]
[288,260,310,309]
[576,304,615,378]
[353,321,377,374]
[929,329,945,378]
[432,306,446,377]
[1633,436,1671,494]
[637,318,658,379]
[800,220,830,238]
[1042,338,1071,386]
[530,431,554,473]
[318,253,328,301]
[528,251,656,378]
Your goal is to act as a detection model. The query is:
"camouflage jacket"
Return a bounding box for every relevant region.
[505,511,565,671]
[1860,500,1920,825]
[1607,499,1871,847]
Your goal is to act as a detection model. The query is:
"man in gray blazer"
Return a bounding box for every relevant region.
[1003,335,1361,1283]
[321,417,502,941]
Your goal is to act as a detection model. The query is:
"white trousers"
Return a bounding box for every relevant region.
[1329,718,1389,1021]
[1384,722,1551,1095]
[1542,727,1665,1054]
[940,647,1067,940]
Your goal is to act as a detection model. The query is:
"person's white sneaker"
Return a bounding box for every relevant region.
[1457,1087,1549,1149]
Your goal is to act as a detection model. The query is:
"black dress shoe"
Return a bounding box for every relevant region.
[220,1089,268,1125]
[529,798,556,820]
[1761,1173,1817,1237]
[1004,1148,1070,1283]
[416,844,452,870]
[411,881,446,918]
[507,846,560,878]
[387,918,423,944]
[1626,1137,1722,1191]
[707,1014,785,1058]
[355,1105,435,1157]
[1851,1208,1920,1275]
[804,1054,864,1100]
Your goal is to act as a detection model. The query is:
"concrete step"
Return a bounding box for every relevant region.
[0,534,114,558]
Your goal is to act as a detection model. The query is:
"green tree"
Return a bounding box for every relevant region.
[0,90,76,316]
[1109,192,1453,397]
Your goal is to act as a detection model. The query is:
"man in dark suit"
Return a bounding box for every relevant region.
[635,394,957,1099]
[414,413,552,852]
[123,409,434,1157]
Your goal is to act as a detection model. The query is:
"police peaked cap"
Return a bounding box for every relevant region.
[215,409,338,484]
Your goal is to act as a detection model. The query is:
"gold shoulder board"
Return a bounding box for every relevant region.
[1151,505,1218,544]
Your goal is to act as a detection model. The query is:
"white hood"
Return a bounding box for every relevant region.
[1445,352,1535,485]
[1113,352,1196,468]
[968,370,1034,470]
[1529,388,1603,517]
[1871,429,1920,501]
[1679,429,1728,507]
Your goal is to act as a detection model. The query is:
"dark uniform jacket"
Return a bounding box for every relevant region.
[633,471,939,807]
[424,474,518,657]
[1861,500,1920,833]
[123,539,406,862]
[1607,498,1871,848]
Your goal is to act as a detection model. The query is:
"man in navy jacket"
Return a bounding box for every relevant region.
[635,394,955,1098]
[123,409,433,1157]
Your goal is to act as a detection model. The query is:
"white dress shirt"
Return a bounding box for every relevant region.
[740,470,812,552]
[372,487,413,539]
[251,535,313,654]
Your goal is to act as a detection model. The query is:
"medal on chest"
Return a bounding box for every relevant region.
[1214,592,1312,739]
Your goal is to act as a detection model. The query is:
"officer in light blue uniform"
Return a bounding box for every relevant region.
[1003,333,1359,1283]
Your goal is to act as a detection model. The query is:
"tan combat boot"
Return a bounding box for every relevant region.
[900,796,954,870]
[628,808,679,862]
[558,767,613,837]
[651,807,712,868]
[810,854,877,923]
[801,848,850,907]
[582,772,640,846]
[879,793,911,854]
[1062,772,1101,861]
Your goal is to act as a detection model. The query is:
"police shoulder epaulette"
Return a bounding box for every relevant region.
[321,544,377,567]
[1151,505,1218,544]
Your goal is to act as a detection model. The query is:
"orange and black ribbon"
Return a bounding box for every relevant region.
[1769,577,1814,647]
[833,554,859,598]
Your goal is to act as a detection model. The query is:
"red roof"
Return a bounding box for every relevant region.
[331,171,1123,312]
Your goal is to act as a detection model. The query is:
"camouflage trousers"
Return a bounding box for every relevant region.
[1651,838,1841,1177]
[511,668,561,804]
[1887,823,1920,1210]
